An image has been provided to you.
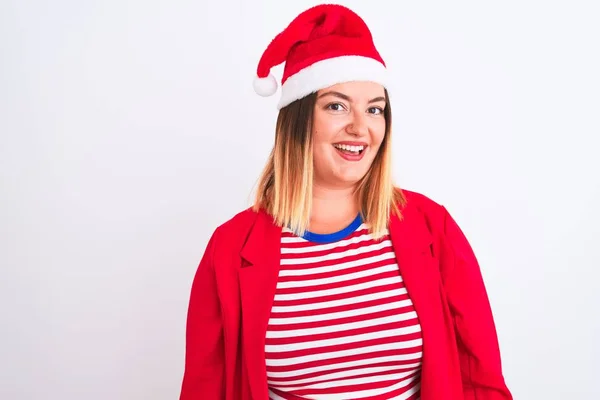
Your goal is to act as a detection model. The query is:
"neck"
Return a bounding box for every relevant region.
[310,181,359,227]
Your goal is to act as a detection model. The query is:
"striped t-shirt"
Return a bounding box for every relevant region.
[265,214,423,400]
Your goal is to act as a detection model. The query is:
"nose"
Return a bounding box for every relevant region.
[346,112,368,137]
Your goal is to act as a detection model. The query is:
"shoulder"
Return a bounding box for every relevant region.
[194,207,259,270]
[394,187,457,240]
[218,206,259,231]
[211,206,259,241]
[396,187,446,218]
[395,187,474,250]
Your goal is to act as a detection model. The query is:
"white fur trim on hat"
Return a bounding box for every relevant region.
[277,55,388,109]
[253,73,278,97]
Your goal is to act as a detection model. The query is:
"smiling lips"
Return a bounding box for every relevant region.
[333,142,368,161]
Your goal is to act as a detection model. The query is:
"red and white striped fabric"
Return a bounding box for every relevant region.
[265,221,423,400]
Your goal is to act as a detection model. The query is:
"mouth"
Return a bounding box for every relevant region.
[332,143,367,161]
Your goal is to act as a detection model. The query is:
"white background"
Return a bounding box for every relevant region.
[2,0,599,398]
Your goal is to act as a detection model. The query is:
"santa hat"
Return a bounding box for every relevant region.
[253,4,388,109]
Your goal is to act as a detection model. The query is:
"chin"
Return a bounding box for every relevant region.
[334,171,367,186]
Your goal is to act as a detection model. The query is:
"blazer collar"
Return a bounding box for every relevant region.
[238,209,282,400]
[239,208,280,266]
[389,205,443,399]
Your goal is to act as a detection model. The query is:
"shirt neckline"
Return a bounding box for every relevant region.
[301,213,363,243]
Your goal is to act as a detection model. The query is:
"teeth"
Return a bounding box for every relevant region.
[333,144,365,153]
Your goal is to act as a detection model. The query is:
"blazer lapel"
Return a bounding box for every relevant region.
[239,209,282,400]
[389,207,440,399]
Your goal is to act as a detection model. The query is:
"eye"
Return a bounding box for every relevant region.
[368,107,384,115]
[326,102,346,111]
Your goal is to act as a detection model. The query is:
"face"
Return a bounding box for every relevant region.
[312,81,387,189]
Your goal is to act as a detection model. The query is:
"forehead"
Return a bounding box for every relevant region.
[317,81,386,100]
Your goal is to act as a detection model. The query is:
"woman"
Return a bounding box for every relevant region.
[180,4,512,400]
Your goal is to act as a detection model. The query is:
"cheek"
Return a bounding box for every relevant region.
[312,125,341,162]
[312,131,329,156]
[312,110,348,141]
[312,141,335,167]
[370,124,386,149]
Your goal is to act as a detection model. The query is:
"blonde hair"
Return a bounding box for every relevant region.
[252,88,406,240]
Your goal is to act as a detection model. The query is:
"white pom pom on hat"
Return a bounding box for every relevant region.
[252,4,388,110]
[253,73,278,97]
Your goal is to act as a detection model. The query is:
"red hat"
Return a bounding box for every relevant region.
[253,4,388,109]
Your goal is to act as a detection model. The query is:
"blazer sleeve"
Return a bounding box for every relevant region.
[180,228,225,399]
[439,206,513,400]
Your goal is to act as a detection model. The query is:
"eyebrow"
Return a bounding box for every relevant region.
[317,91,386,104]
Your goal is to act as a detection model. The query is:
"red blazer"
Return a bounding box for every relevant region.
[180,189,512,400]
